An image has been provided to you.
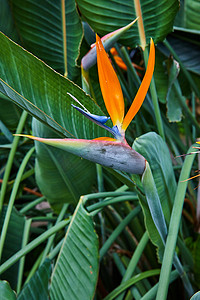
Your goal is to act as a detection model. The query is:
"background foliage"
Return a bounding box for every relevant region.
[0,0,200,299]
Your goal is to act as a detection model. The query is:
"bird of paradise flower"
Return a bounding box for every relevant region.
[18,35,155,175]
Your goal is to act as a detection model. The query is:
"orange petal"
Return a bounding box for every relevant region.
[122,38,155,131]
[93,137,117,141]
[110,47,118,56]
[96,34,124,127]
[114,56,127,71]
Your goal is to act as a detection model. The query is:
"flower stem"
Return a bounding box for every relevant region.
[0,146,35,262]
[143,47,165,140]
[156,144,196,300]
[0,110,28,213]
[0,220,69,275]
[99,206,141,261]
[40,203,69,265]
[116,231,149,300]
[17,218,32,293]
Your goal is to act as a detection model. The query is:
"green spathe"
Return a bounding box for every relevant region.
[17,135,146,175]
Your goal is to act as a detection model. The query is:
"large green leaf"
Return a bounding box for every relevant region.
[0,281,16,300]
[76,0,179,47]
[0,0,19,42]
[9,0,83,78]
[132,132,177,256]
[0,95,22,131]
[17,259,51,300]
[158,31,200,76]
[0,206,25,290]
[166,58,183,122]
[133,132,177,222]
[185,0,200,30]
[50,198,99,300]
[0,32,109,139]
[32,119,96,211]
[154,49,168,104]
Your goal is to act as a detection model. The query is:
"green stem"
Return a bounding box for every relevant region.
[0,146,35,261]
[61,0,67,77]
[142,162,193,296]
[14,168,35,184]
[156,144,196,300]
[83,191,134,204]
[0,120,13,142]
[24,250,44,284]
[117,231,149,300]
[99,206,141,261]
[87,195,138,212]
[20,196,46,214]
[103,269,160,300]
[0,110,28,213]
[48,238,64,260]
[0,219,69,275]
[96,164,104,193]
[122,231,149,282]
[96,164,106,244]
[31,217,57,222]
[142,162,167,243]
[113,252,126,276]
[40,203,68,265]
[140,270,179,300]
[17,218,32,293]
[192,92,196,141]
[143,48,165,140]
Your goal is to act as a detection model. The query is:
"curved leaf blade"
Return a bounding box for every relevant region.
[191,291,200,300]
[9,0,83,78]
[0,32,108,139]
[158,33,200,76]
[0,96,22,131]
[133,132,176,221]
[50,198,99,300]
[76,0,179,47]
[0,0,19,42]
[17,259,51,300]
[0,206,25,290]
[132,132,177,258]
[0,280,16,300]
[185,0,200,30]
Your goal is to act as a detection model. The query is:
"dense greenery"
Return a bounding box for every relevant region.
[0,0,200,299]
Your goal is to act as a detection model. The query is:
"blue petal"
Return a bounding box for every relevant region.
[71,104,110,124]
[112,125,121,136]
[71,104,123,140]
